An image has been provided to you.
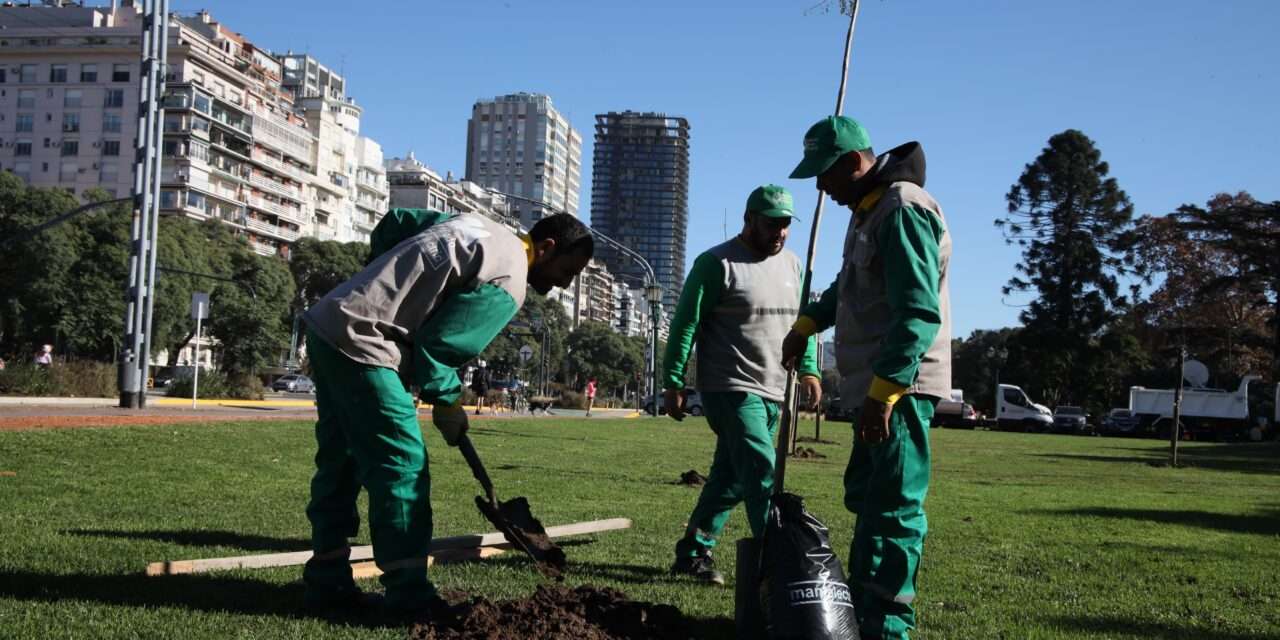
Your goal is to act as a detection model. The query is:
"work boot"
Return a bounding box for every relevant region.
[303,584,384,616]
[670,552,725,585]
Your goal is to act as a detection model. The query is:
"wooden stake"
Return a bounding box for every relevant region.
[145,517,631,576]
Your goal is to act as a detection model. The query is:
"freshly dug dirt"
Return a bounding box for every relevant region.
[792,446,827,460]
[674,470,707,486]
[795,436,837,445]
[408,585,695,640]
[475,496,566,579]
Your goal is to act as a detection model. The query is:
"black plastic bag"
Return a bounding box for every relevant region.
[760,492,859,640]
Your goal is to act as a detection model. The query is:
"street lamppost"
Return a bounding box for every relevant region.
[644,282,663,417]
[476,187,665,417]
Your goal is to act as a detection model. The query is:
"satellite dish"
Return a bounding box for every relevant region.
[1182,359,1210,387]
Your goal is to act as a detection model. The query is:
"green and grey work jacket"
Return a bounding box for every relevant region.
[305,211,528,405]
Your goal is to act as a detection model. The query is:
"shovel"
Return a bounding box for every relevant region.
[456,434,566,578]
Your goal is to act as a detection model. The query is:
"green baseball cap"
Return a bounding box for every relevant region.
[788,115,872,179]
[745,184,795,218]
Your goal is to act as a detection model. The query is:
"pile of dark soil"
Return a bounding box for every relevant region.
[408,585,696,640]
[674,470,707,486]
[792,446,827,460]
[795,436,837,445]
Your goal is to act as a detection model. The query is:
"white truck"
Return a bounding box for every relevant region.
[1128,375,1261,440]
[995,383,1054,432]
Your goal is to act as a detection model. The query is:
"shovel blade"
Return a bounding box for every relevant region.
[474,495,566,578]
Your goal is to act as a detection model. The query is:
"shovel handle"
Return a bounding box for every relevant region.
[457,435,497,506]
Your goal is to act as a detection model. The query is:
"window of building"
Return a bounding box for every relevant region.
[61,140,78,156]
[103,113,122,133]
[13,161,31,181]
[49,64,67,83]
[19,64,35,83]
[100,162,118,183]
[59,161,77,181]
[0,69,6,84]
[63,89,82,108]
[104,88,124,108]
[159,189,178,209]
[15,139,31,156]
[102,140,120,156]
[16,114,32,133]
[17,89,35,109]
[61,113,80,133]
[112,64,130,82]
[79,64,97,83]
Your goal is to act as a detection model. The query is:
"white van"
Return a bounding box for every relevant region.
[996,384,1053,432]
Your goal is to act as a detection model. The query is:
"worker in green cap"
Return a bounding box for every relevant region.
[665,184,821,585]
[301,210,593,619]
[781,116,951,640]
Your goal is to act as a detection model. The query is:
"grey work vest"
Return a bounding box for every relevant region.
[833,182,952,408]
[696,239,804,403]
[305,213,529,375]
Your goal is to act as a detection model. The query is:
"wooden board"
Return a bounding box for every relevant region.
[350,547,506,580]
[145,517,631,576]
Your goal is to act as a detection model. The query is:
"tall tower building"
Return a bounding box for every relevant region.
[589,111,690,312]
[465,92,581,228]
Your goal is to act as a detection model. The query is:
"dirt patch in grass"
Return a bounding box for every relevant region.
[792,446,827,460]
[409,585,694,640]
[795,436,837,445]
[674,470,707,486]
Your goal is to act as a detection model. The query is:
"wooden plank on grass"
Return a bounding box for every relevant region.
[350,547,506,580]
[145,517,631,576]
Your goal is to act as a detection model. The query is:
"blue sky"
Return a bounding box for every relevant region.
[173,0,1280,338]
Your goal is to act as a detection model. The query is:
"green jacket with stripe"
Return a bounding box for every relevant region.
[664,238,819,403]
[304,210,527,405]
[796,142,952,408]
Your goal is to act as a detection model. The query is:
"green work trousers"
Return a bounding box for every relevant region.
[845,395,935,640]
[676,391,780,557]
[303,330,436,611]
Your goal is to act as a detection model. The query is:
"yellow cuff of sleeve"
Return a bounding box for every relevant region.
[867,376,909,406]
[792,315,818,337]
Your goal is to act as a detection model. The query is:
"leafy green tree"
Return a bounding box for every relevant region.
[57,189,131,360]
[481,293,572,389]
[995,130,1139,403]
[288,237,367,313]
[566,320,643,391]
[203,229,295,386]
[1172,194,1280,380]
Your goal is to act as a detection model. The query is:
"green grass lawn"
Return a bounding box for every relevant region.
[1,417,1278,639]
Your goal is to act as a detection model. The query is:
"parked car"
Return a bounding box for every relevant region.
[643,388,703,416]
[272,374,314,393]
[1100,408,1140,436]
[933,400,980,428]
[1052,405,1089,434]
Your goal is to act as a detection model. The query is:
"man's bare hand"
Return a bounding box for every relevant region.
[800,375,822,411]
[858,398,893,444]
[663,388,685,421]
[781,330,808,371]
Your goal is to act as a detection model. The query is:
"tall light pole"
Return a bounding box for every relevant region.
[478,188,665,417]
[119,0,170,409]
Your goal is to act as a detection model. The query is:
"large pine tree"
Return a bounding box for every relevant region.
[995,130,1138,403]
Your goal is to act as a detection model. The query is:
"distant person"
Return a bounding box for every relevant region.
[584,377,597,416]
[300,210,591,619]
[663,184,820,584]
[781,116,951,640]
[470,367,489,415]
[33,344,52,368]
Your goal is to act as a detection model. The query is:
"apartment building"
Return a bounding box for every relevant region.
[384,151,516,231]
[0,3,387,256]
[465,92,582,228]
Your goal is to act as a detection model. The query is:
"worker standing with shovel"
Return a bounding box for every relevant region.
[300,210,592,619]
[664,185,821,584]
[782,116,952,640]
